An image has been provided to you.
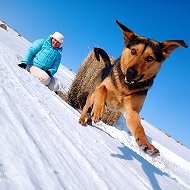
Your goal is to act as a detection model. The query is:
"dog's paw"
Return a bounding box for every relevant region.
[79,117,86,126]
[140,144,160,157]
[92,107,104,123]
[86,117,92,126]
[147,147,160,157]
[92,115,101,123]
[137,138,160,156]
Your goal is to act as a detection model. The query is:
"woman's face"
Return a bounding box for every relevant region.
[51,38,61,48]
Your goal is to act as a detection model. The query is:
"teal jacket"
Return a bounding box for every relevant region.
[21,36,62,76]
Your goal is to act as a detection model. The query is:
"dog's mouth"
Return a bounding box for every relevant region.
[124,74,144,84]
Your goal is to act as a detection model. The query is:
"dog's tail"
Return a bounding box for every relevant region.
[94,47,111,66]
[94,47,113,80]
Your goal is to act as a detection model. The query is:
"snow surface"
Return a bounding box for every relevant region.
[0,22,190,190]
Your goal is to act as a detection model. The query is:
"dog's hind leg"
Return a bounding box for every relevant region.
[79,93,95,126]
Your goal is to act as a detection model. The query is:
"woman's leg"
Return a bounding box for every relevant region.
[28,66,51,85]
[47,77,59,92]
[26,65,59,91]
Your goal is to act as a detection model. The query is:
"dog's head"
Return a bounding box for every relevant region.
[116,20,188,84]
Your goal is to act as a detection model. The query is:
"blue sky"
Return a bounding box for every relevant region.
[1,0,190,149]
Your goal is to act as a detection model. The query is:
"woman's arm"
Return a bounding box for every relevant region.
[21,39,44,65]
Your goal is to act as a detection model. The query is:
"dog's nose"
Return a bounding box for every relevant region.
[126,67,138,80]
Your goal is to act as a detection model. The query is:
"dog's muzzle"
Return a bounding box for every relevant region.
[125,67,144,84]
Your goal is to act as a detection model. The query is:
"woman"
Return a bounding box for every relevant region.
[18,32,64,92]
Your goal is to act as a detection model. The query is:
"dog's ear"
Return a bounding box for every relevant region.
[116,20,138,46]
[161,40,188,58]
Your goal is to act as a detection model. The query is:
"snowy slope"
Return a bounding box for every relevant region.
[0,23,190,190]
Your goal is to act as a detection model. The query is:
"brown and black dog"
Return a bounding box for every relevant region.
[79,20,188,156]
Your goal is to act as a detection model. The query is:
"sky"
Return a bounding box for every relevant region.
[0,0,190,148]
[0,27,190,189]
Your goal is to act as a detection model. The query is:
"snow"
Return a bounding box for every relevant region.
[0,22,190,190]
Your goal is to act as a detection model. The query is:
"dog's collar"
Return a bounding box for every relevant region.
[113,60,156,91]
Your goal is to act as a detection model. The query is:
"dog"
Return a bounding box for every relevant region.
[78,20,188,156]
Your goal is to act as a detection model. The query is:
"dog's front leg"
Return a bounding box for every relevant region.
[79,85,107,125]
[91,85,107,123]
[126,110,159,156]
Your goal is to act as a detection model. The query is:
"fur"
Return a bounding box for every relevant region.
[78,20,188,156]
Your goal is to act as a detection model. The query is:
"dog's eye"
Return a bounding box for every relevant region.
[146,56,154,62]
[131,48,136,55]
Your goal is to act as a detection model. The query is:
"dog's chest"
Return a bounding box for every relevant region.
[105,90,131,112]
